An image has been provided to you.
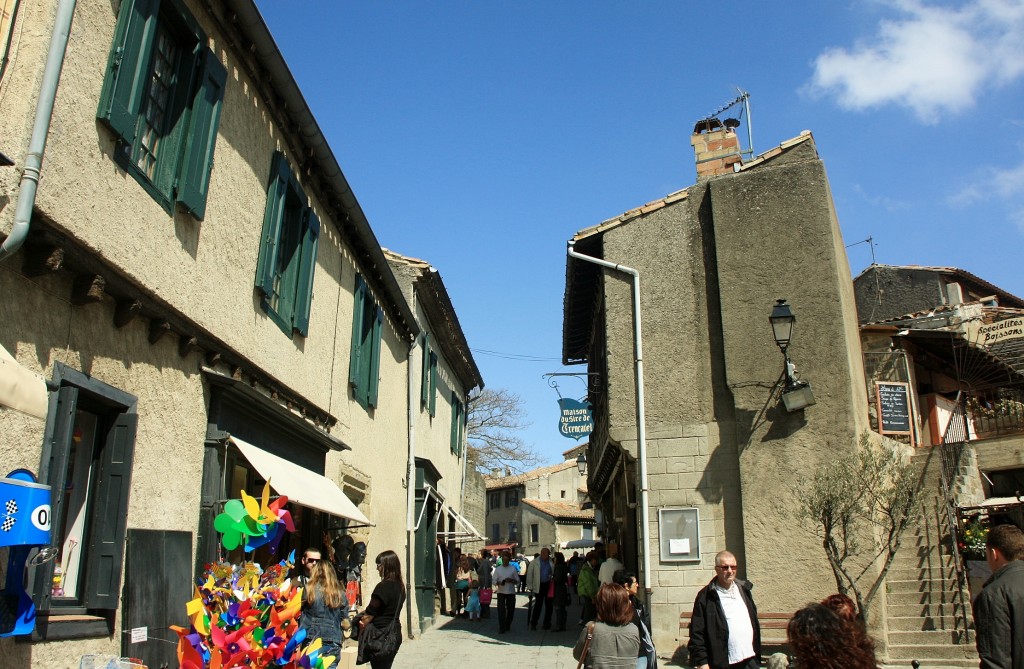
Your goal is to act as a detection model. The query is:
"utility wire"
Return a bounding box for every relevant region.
[470,347,561,362]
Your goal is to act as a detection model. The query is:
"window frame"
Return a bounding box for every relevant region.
[421,332,437,418]
[530,523,539,543]
[450,391,464,456]
[96,0,226,220]
[31,363,138,639]
[254,151,320,337]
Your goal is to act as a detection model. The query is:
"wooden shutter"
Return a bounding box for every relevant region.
[292,208,320,336]
[255,152,291,296]
[176,46,227,220]
[420,333,430,406]
[35,386,78,611]
[349,275,367,389]
[97,0,159,144]
[428,353,437,418]
[84,412,138,610]
[450,393,460,455]
[367,306,383,408]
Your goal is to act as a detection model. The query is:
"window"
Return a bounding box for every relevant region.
[582,526,594,540]
[254,151,320,337]
[34,365,138,636]
[421,332,437,417]
[489,492,501,510]
[560,490,566,499]
[508,521,517,542]
[491,523,500,543]
[349,274,383,409]
[505,489,519,507]
[450,392,465,456]
[530,524,539,543]
[97,0,226,219]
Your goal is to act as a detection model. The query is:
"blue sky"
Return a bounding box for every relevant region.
[253,0,1024,466]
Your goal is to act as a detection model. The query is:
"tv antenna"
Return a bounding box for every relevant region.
[697,88,754,157]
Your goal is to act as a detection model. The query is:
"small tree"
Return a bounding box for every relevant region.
[465,387,542,474]
[794,433,922,621]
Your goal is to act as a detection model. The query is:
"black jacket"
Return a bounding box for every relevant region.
[974,560,1024,669]
[687,578,760,669]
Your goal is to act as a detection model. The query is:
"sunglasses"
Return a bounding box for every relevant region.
[305,557,320,563]
[716,565,737,571]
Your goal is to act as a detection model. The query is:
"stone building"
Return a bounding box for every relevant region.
[562,127,876,655]
[0,1,479,665]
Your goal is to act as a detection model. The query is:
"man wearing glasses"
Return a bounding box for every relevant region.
[686,551,760,669]
[296,548,321,588]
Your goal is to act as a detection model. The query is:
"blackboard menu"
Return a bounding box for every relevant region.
[876,382,913,435]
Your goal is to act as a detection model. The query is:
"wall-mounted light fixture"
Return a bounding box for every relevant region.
[576,452,587,475]
[769,298,816,412]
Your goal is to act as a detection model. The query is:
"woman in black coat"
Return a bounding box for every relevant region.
[553,551,570,631]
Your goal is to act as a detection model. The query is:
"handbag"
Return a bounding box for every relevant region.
[576,621,595,669]
[356,594,405,665]
[479,588,493,605]
[547,579,555,598]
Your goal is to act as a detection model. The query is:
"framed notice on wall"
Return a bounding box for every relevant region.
[658,508,700,563]
[876,381,914,439]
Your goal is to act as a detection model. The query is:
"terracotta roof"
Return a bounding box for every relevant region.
[854,264,1024,308]
[484,460,579,490]
[521,499,595,521]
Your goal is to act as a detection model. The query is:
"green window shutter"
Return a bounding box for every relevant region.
[176,46,227,220]
[349,275,367,388]
[97,0,159,144]
[84,412,138,609]
[292,208,320,336]
[450,392,460,455]
[428,353,437,418]
[420,333,430,407]
[367,306,383,408]
[35,386,78,612]
[255,152,291,296]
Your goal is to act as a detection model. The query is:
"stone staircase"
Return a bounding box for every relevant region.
[883,450,978,668]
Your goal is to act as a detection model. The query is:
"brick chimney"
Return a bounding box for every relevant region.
[691,118,742,178]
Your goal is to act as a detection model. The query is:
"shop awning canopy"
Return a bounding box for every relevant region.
[0,343,48,419]
[562,538,599,550]
[230,436,372,526]
[437,504,485,541]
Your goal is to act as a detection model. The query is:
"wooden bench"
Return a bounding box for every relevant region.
[678,611,794,656]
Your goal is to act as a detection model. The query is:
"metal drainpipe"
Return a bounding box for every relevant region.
[0,0,78,262]
[406,333,419,639]
[566,241,653,610]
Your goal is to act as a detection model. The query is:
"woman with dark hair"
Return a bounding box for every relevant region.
[821,593,858,622]
[573,583,641,669]
[357,550,406,669]
[612,570,657,669]
[553,551,570,631]
[787,603,878,669]
[299,560,348,661]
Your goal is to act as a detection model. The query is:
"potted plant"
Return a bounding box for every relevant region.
[960,519,991,601]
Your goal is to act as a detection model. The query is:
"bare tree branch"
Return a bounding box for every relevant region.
[465,387,542,474]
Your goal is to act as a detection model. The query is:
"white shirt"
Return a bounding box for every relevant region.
[493,564,519,595]
[598,557,623,584]
[714,581,755,664]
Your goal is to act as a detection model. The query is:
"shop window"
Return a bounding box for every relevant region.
[254,151,320,337]
[421,333,437,417]
[34,365,138,638]
[97,0,226,219]
[349,274,383,409]
[450,392,465,455]
[530,524,539,543]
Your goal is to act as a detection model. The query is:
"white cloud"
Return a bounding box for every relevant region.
[807,0,1024,123]
[950,161,1024,231]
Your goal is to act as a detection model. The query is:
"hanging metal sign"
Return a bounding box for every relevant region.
[558,398,593,440]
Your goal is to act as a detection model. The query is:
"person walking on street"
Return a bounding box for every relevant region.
[298,560,348,661]
[577,551,600,624]
[492,549,520,634]
[528,547,555,630]
[687,550,760,669]
[614,570,657,669]
[357,550,406,669]
[573,583,641,669]
[517,554,529,592]
[974,523,1024,669]
[477,549,494,619]
[553,551,570,631]
[598,543,624,585]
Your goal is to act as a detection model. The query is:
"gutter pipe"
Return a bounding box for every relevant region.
[566,241,653,607]
[0,0,78,263]
[405,332,419,638]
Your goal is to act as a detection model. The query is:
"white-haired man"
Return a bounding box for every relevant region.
[687,550,760,669]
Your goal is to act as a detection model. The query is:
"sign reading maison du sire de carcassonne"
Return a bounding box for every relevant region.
[558,398,593,440]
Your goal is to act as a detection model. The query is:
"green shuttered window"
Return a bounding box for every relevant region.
[254,151,320,337]
[349,274,383,409]
[421,332,437,417]
[450,392,465,456]
[97,0,226,220]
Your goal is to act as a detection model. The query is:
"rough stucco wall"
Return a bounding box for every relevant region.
[708,141,873,615]
[854,267,947,324]
[462,468,486,554]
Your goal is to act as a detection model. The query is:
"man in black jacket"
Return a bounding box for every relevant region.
[974,523,1024,669]
[687,550,760,669]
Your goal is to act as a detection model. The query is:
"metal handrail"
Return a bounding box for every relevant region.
[937,392,972,644]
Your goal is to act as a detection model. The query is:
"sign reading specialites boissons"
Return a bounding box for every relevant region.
[967,317,1024,346]
[558,398,594,440]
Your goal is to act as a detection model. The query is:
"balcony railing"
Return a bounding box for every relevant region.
[968,387,1024,439]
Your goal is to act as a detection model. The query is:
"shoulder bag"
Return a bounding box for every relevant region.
[576,621,595,669]
[356,592,406,665]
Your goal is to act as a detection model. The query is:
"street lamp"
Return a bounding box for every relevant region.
[768,299,816,412]
[576,452,587,475]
